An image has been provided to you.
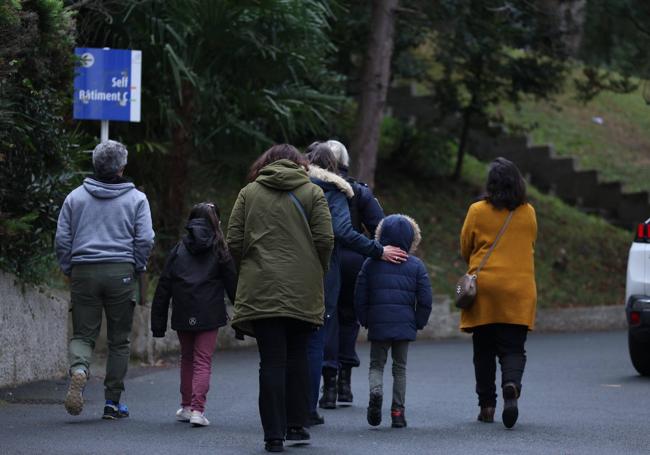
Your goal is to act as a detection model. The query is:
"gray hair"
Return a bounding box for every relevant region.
[92,140,128,176]
[326,140,349,167]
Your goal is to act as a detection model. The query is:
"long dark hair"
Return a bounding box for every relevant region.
[305,142,338,173]
[484,157,527,211]
[247,143,309,182]
[188,202,230,263]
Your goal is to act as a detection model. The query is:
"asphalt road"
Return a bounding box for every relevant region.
[1,331,649,455]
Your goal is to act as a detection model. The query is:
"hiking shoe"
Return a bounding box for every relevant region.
[103,400,129,419]
[286,426,310,441]
[176,407,192,422]
[477,406,495,423]
[391,409,407,428]
[502,382,519,429]
[189,410,210,427]
[264,439,284,452]
[306,411,324,427]
[64,369,87,416]
[367,391,383,426]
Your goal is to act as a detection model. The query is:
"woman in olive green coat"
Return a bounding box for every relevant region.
[227,144,334,452]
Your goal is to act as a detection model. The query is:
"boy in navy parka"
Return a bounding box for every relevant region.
[354,214,433,428]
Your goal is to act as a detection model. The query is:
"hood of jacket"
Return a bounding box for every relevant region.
[182,218,215,254]
[256,159,310,191]
[308,165,354,199]
[375,214,421,254]
[83,177,135,199]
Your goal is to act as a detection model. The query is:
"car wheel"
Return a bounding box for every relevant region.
[628,330,650,376]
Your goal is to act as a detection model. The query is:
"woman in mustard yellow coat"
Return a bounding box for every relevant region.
[459,157,537,429]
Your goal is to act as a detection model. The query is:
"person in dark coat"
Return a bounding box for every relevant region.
[355,214,433,428]
[304,144,407,426]
[327,139,385,404]
[151,202,237,427]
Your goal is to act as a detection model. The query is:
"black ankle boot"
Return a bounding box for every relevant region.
[337,366,353,403]
[286,426,310,441]
[306,411,324,427]
[265,439,284,452]
[367,391,383,426]
[502,382,519,429]
[318,367,337,409]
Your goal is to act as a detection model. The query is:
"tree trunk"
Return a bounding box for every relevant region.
[452,106,472,181]
[164,81,194,240]
[350,0,399,188]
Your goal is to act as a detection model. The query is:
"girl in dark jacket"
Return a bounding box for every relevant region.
[305,145,408,425]
[355,214,433,428]
[151,202,237,427]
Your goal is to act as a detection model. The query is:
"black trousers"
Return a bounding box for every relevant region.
[472,323,528,407]
[253,317,311,441]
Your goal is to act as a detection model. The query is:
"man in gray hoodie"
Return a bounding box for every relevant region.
[55,140,155,419]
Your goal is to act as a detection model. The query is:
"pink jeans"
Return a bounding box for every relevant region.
[177,329,218,413]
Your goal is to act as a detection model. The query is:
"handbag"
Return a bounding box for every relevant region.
[455,210,514,310]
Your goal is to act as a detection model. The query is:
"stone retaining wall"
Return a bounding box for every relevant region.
[0,273,68,388]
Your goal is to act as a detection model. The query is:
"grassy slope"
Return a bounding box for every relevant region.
[376,155,630,309]
[499,84,650,193]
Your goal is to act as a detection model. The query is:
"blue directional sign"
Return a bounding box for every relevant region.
[73,48,142,122]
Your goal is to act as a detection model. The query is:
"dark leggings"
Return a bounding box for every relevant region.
[253,318,311,441]
[472,323,528,407]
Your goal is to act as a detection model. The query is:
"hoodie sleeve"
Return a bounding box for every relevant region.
[415,259,433,330]
[309,188,335,273]
[357,185,385,237]
[354,259,371,327]
[329,192,383,259]
[55,195,73,275]
[134,196,155,272]
[150,245,177,337]
[226,188,246,270]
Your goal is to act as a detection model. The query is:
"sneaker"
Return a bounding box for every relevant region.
[286,426,310,441]
[367,391,383,426]
[176,407,192,422]
[502,383,519,429]
[264,439,284,452]
[64,369,87,416]
[189,410,210,427]
[103,400,129,419]
[391,409,407,428]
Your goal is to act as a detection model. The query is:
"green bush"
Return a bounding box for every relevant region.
[0,0,85,282]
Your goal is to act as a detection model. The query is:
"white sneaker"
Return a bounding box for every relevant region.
[176,407,192,422]
[189,410,210,427]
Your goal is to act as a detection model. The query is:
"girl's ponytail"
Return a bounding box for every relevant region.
[188,202,231,263]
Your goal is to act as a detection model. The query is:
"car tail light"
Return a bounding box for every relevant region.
[635,223,649,242]
[630,311,642,326]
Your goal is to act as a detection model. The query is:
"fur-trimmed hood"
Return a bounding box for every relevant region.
[375,214,422,254]
[308,165,354,198]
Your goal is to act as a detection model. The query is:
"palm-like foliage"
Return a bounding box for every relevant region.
[76,0,344,244]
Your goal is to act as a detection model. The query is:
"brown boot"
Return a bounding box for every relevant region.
[477,406,495,423]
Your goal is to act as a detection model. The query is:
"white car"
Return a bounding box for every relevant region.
[626,218,650,376]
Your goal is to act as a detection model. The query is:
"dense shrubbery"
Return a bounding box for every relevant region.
[0,1,85,282]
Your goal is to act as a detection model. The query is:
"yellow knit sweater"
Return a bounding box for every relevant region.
[459,200,538,331]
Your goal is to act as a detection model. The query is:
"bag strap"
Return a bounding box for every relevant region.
[288,191,308,224]
[475,210,514,276]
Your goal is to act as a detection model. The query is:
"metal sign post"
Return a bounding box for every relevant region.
[73,47,142,143]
